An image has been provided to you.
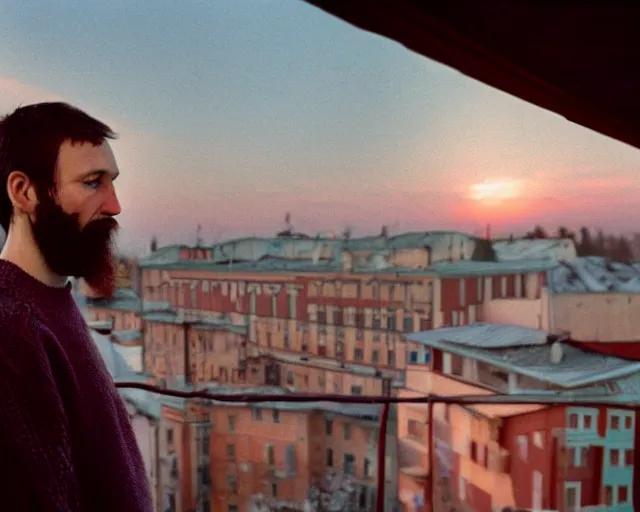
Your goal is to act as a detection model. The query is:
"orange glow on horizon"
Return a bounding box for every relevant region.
[469,179,523,203]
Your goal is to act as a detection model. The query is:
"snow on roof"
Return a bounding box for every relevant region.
[405,324,640,388]
[493,238,577,262]
[89,329,162,418]
[548,256,640,293]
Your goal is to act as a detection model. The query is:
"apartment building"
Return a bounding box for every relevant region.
[398,323,640,512]
[154,384,397,512]
[136,233,556,396]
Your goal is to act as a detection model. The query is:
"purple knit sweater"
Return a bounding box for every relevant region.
[0,260,152,511]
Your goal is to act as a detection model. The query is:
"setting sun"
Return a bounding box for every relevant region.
[469,178,523,202]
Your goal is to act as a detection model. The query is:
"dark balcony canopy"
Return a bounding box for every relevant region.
[304,0,640,150]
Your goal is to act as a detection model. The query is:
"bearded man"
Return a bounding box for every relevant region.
[0,102,152,511]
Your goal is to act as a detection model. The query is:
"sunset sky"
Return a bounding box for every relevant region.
[2,0,640,255]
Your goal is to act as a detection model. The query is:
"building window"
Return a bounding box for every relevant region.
[625,449,634,465]
[477,277,483,302]
[372,311,381,331]
[325,419,333,436]
[517,435,528,461]
[584,414,592,429]
[333,307,343,325]
[354,348,364,361]
[533,431,544,449]
[252,409,263,421]
[568,413,579,428]
[344,423,351,441]
[227,444,235,458]
[387,310,397,331]
[470,441,478,463]
[266,445,275,465]
[271,482,278,498]
[387,350,395,367]
[317,308,326,324]
[351,385,363,395]
[228,415,236,432]
[343,453,355,475]
[227,474,237,494]
[604,485,613,506]
[166,428,174,445]
[569,446,589,467]
[228,506,238,512]
[619,485,629,503]
[326,448,333,467]
[459,279,466,307]
[364,458,371,478]
[565,483,580,510]
[610,449,620,466]
[500,276,507,297]
[611,415,620,430]
[273,409,280,424]
[515,274,523,298]
[372,350,379,363]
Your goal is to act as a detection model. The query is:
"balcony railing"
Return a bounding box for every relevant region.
[117,381,637,512]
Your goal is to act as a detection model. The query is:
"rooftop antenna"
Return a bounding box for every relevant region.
[196,224,203,247]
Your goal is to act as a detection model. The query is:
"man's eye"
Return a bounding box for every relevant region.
[84,178,101,189]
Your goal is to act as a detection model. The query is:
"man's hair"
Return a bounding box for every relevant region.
[0,102,116,232]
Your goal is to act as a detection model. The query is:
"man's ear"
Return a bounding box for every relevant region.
[6,171,38,214]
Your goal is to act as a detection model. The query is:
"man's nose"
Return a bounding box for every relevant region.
[102,188,122,217]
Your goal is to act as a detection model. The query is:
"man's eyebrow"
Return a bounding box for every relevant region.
[82,169,120,181]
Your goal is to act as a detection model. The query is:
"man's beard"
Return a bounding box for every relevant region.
[31,195,119,298]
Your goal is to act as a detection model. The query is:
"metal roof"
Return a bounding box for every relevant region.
[406,323,550,349]
[406,324,640,388]
[304,1,640,150]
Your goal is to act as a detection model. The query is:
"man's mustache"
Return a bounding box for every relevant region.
[84,217,119,233]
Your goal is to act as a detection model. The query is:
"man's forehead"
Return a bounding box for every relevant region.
[56,140,119,180]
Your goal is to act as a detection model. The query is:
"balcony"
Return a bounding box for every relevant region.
[115,378,638,512]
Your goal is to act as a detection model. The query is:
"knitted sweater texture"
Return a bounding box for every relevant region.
[0,260,152,512]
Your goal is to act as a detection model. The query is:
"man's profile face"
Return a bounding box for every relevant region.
[31,140,122,297]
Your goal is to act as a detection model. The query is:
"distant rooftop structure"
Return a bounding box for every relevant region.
[406,323,640,388]
[493,237,577,263]
[139,231,563,278]
[548,256,640,293]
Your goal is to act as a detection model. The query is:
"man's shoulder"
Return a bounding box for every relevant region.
[0,294,54,373]
[0,293,45,333]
